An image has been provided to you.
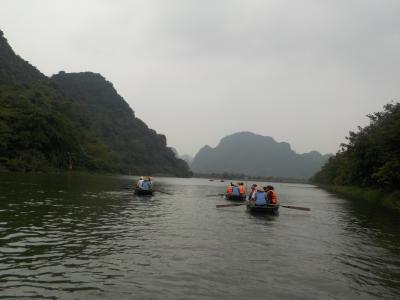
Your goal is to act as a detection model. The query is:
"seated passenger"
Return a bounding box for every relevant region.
[265,185,278,205]
[253,186,266,206]
[226,184,233,195]
[248,184,257,200]
[136,176,144,188]
[141,177,152,190]
[231,185,240,196]
[239,182,246,196]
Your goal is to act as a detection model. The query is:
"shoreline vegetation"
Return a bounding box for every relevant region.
[312,102,400,212]
[0,30,191,178]
[317,185,400,212]
[194,172,309,184]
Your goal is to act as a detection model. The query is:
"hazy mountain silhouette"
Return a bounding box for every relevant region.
[191,132,331,179]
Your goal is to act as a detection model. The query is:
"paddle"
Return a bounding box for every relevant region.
[216,202,248,208]
[206,193,225,197]
[216,202,310,211]
[280,205,310,211]
[153,190,173,195]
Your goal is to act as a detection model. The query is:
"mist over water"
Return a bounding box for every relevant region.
[0,173,399,299]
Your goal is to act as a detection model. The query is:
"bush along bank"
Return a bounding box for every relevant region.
[318,185,400,212]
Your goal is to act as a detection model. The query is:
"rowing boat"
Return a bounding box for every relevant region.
[134,188,154,196]
[246,203,279,215]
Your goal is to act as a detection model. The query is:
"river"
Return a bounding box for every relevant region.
[0,173,399,299]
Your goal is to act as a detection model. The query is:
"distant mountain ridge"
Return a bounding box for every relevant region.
[191,132,331,179]
[0,30,191,176]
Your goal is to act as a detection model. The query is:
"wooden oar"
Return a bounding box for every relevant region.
[216,202,248,208]
[153,190,173,195]
[280,205,310,211]
[216,202,310,211]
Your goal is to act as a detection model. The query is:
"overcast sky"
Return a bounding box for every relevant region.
[1,0,399,156]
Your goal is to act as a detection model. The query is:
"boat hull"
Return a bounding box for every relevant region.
[247,204,279,215]
[134,188,154,196]
[225,194,246,202]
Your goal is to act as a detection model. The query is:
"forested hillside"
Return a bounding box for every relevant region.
[312,102,400,191]
[0,30,191,176]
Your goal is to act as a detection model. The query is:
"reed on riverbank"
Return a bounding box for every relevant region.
[319,185,400,212]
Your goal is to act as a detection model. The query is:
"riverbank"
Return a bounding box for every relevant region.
[194,173,308,184]
[318,185,400,212]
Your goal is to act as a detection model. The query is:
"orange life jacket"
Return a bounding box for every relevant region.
[227,186,233,193]
[270,190,278,204]
[239,185,245,194]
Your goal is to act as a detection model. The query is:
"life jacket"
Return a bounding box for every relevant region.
[232,186,240,196]
[270,190,278,204]
[239,185,246,195]
[227,186,233,193]
[255,191,266,205]
[141,180,151,190]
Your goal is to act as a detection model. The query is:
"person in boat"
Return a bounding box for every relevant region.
[238,182,246,197]
[140,177,153,191]
[252,186,267,206]
[265,185,278,205]
[248,184,257,200]
[231,184,241,197]
[226,183,234,195]
[136,176,144,188]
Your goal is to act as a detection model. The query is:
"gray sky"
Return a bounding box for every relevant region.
[1,0,399,156]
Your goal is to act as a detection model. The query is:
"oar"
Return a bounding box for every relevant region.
[280,204,310,211]
[206,193,225,197]
[216,202,248,208]
[153,190,173,195]
[216,202,310,211]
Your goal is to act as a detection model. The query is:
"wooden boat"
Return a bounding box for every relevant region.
[247,203,279,215]
[134,188,154,196]
[225,194,246,202]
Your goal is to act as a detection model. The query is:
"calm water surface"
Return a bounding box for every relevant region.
[0,173,399,299]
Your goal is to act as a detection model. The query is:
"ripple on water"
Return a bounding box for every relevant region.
[0,176,399,299]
